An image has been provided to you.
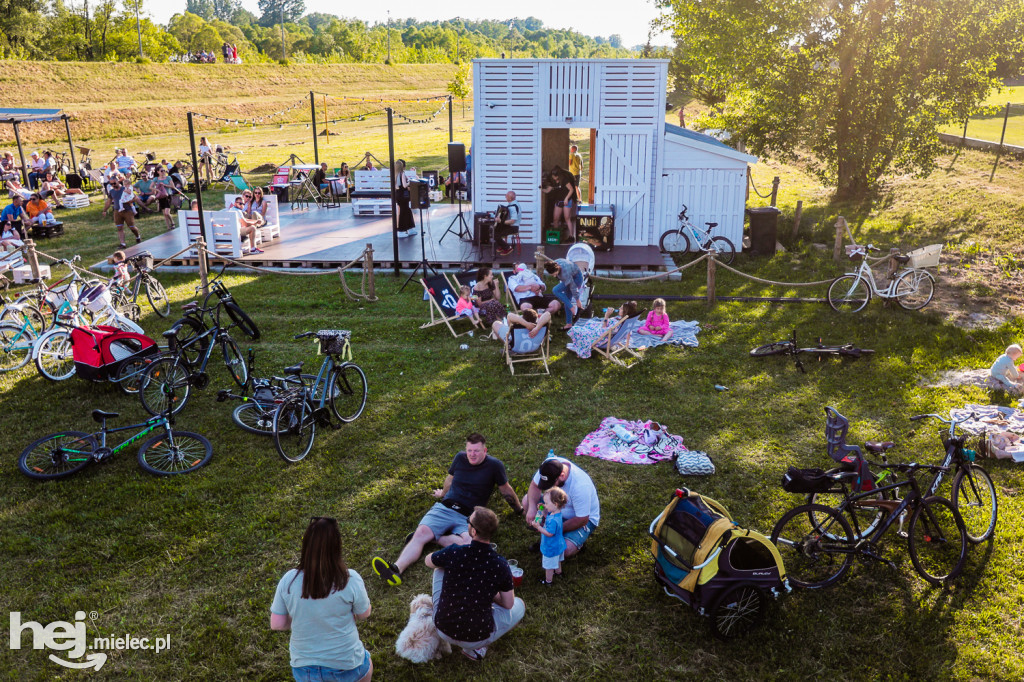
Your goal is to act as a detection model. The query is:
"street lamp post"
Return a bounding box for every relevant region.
[455,17,459,64]
[280,3,287,61]
[134,0,143,58]
[387,10,391,64]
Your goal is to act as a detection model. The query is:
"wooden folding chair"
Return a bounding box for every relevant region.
[419,274,476,337]
[502,323,551,376]
[499,270,523,312]
[592,315,643,367]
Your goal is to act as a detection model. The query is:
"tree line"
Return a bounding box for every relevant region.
[2,0,635,63]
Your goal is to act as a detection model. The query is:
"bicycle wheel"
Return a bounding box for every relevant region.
[232,402,276,435]
[658,229,690,255]
[708,236,736,265]
[172,316,209,365]
[329,363,368,423]
[952,465,997,544]
[770,503,854,589]
[809,479,891,541]
[749,341,792,357]
[145,276,171,317]
[114,355,154,395]
[140,356,191,416]
[273,395,317,463]
[18,431,96,480]
[828,275,871,313]
[224,301,260,340]
[0,322,35,372]
[34,329,75,381]
[908,496,968,586]
[894,270,935,311]
[220,335,248,387]
[709,584,766,641]
[1,303,45,333]
[137,429,212,475]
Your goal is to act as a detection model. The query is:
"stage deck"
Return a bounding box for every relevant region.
[103,202,669,273]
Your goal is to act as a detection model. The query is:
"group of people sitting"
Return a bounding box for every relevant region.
[270,433,600,680]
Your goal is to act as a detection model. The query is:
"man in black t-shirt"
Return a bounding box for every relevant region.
[426,507,524,661]
[373,433,523,587]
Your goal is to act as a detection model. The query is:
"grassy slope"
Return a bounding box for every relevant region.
[0,66,1022,681]
[939,84,1024,146]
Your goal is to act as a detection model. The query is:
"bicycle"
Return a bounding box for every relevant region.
[271,330,368,463]
[109,252,171,320]
[215,348,318,436]
[18,408,212,479]
[14,256,85,329]
[658,204,737,265]
[0,309,40,372]
[749,328,874,372]
[828,244,938,312]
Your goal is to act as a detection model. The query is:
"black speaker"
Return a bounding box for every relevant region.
[447,143,466,173]
[409,179,430,209]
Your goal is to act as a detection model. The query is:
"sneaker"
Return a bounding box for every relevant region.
[371,556,402,586]
[460,646,487,661]
[250,248,264,254]
[135,236,142,244]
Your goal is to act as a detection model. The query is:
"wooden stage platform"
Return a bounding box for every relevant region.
[109,202,669,273]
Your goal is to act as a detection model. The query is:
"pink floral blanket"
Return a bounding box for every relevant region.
[574,417,686,465]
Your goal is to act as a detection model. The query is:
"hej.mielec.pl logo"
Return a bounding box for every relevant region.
[9,610,171,671]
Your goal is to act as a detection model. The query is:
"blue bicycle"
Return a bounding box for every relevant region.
[272,330,368,463]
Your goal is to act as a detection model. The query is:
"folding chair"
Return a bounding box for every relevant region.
[502,323,551,376]
[592,315,643,367]
[228,175,250,192]
[420,274,476,338]
[499,270,522,311]
[86,169,105,191]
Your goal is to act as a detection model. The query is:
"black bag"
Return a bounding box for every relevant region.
[781,466,833,494]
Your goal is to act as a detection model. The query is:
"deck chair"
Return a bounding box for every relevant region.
[502,322,551,376]
[499,270,523,311]
[420,273,476,337]
[228,174,250,192]
[593,315,643,367]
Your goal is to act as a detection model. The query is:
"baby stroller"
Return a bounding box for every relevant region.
[70,324,159,391]
[565,242,595,313]
[649,488,790,639]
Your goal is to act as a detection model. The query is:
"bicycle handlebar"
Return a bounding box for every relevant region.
[909,412,976,427]
[294,331,315,340]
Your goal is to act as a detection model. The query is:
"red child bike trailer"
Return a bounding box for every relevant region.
[70,324,159,383]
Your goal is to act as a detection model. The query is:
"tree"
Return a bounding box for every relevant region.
[447,62,471,117]
[657,0,1024,199]
[256,0,303,28]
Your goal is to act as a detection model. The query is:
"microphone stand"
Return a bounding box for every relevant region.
[400,203,436,291]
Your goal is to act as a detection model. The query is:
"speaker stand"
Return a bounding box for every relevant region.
[399,207,437,291]
[439,194,471,244]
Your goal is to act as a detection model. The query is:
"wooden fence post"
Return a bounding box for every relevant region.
[535,245,545,275]
[197,237,209,296]
[364,243,375,301]
[706,255,717,308]
[24,239,40,281]
[833,217,847,262]
[770,176,780,207]
[790,200,803,241]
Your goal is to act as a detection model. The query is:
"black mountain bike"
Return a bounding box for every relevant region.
[109,252,171,320]
[18,408,212,479]
[215,348,319,436]
[750,328,874,372]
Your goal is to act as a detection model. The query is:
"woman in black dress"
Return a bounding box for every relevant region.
[394,159,415,233]
[472,267,507,328]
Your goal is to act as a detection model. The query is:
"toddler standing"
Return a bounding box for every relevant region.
[637,297,672,341]
[531,487,568,585]
[455,284,482,326]
[111,250,131,287]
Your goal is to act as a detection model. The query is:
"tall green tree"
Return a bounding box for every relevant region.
[256,0,303,28]
[657,0,1024,198]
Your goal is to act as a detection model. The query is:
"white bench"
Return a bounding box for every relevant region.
[351,169,417,217]
[179,209,263,259]
[223,194,281,243]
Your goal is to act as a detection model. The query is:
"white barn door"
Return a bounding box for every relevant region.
[594,129,653,246]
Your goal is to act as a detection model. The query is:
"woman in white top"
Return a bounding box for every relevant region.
[246,186,269,225]
[198,136,213,184]
[270,517,373,682]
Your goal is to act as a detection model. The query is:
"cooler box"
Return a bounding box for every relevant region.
[13,264,50,283]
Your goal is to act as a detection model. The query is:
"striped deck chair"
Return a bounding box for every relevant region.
[419,274,477,337]
[502,321,551,376]
[592,315,643,367]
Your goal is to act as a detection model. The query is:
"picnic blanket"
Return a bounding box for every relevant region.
[574,417,687,464]
[920,368,1024,396]
[565,318,700,359]
[949,404,1024,435]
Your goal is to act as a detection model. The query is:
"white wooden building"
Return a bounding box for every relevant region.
[471,58,757,248]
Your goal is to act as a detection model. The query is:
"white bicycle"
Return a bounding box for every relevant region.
[828,244,941,313]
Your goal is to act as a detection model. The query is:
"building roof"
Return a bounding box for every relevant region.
[0,108,65,124]
[665,123,758,164]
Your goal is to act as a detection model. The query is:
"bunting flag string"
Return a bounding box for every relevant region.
[189,98,309,127]
[317,92,449,104]
[391,99,449,124]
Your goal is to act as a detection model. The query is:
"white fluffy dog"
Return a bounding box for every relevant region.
[395,594,451,663]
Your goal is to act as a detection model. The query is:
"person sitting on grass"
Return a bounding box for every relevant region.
[521,455,600,559]
[134,171,157,213]
[228,194,264,255]
[424,506,525,662]
[990,344,1023,390]
[636,298,673,342]
[372,433,523,587]
[41,172,82,202]
[1,196,29,237]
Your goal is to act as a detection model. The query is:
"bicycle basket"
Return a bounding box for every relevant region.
[316,329,351,356]
[131,251,154,270]
[79,282,112,314]
[906,243,942,269]
[46,280,81,307]
[781,466,833,493]
[845,244,866,261]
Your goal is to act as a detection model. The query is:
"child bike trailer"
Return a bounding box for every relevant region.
[649,488,790,639]
[71,325,159,383]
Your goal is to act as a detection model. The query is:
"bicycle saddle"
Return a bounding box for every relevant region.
[92,409,119,423]
[284,363,304,376]
[864,441,895,453]
[705,222,718,228]
[893,255,910,264]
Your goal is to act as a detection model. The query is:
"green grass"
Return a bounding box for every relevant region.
[938,85,1024,146]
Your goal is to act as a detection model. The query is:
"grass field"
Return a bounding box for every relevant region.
[939,84,1024,147]
[1,64,1023,681]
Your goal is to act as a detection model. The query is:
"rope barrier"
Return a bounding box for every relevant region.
[533,250,709,282]
[748,173,772,199]
[712,259,834,287]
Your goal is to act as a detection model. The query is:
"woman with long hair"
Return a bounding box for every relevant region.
[271,517,373,682]
[394,159,415,234]
[198,136,213,184]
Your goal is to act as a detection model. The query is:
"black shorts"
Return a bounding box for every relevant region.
[158,196,171,210]
[517,295,558,310]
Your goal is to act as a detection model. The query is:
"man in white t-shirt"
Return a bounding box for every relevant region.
[507,263,561,315]
[521,455,600,557]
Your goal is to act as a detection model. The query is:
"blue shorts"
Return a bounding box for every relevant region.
[564,519,597,549]
[292,650,370,682]
[419,502,470,540]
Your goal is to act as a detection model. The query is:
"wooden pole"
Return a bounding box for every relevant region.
[197,236,209,294]
[535,245,545,276]
[365,243,375,301]
[790,200,803,241]
[706,254,716,308]
[833,217,847,262]
[24,239,39,281]
[990,102,1011,182]
[770,176,780,207]
[310,91,319,166]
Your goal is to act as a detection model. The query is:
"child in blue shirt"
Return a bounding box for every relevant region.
[531,486,568,585]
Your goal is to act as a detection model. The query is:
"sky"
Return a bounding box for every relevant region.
[148,0,674,50]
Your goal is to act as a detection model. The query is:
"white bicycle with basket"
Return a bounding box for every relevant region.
[828,243,942,313]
